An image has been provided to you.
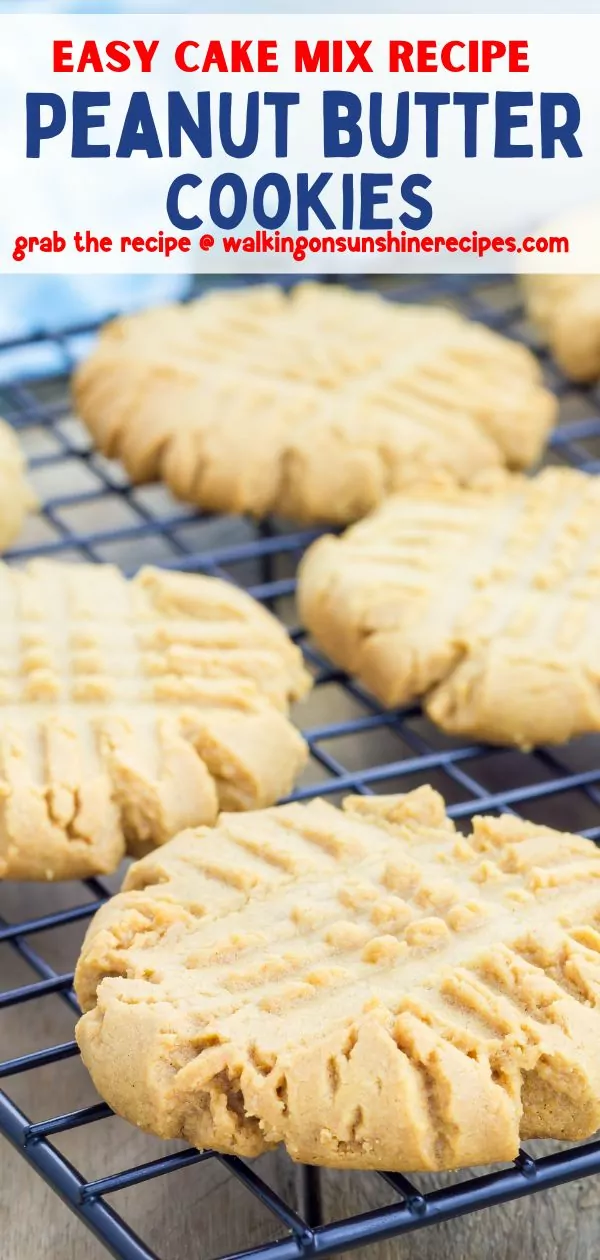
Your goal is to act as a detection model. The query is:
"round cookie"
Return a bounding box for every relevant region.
[298,466,600,748]
[74,283,556,526]
[0,560,310,880]
[0,417,35,550]
[522,206,600,381]
[75,785,600,1170]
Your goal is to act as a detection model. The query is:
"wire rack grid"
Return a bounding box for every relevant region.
[1,274,600,1260]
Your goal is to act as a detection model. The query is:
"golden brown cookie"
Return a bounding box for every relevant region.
[0,560,310,880]
[75,785,600,1171]
[298,467,600,748]
[523,207,600,381]
[0,418,35,551]
[73,284,556,526]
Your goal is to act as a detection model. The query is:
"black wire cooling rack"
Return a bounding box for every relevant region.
[2,274,600,1260]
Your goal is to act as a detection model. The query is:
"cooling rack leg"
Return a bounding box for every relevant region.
[297,1165,323,1228]
[258,519,275,596]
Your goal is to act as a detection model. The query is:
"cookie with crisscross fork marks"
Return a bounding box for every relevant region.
[523,206,600,381]
[0,418,35,552]
[299,467,600,747]
[0,560,310,880]
[73,284,556,526]
[75,786,600,1170]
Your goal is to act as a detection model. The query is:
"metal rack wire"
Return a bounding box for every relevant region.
[1,275,600,1260]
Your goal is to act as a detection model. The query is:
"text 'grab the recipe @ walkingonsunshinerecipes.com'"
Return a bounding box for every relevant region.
[10,227,570,265]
